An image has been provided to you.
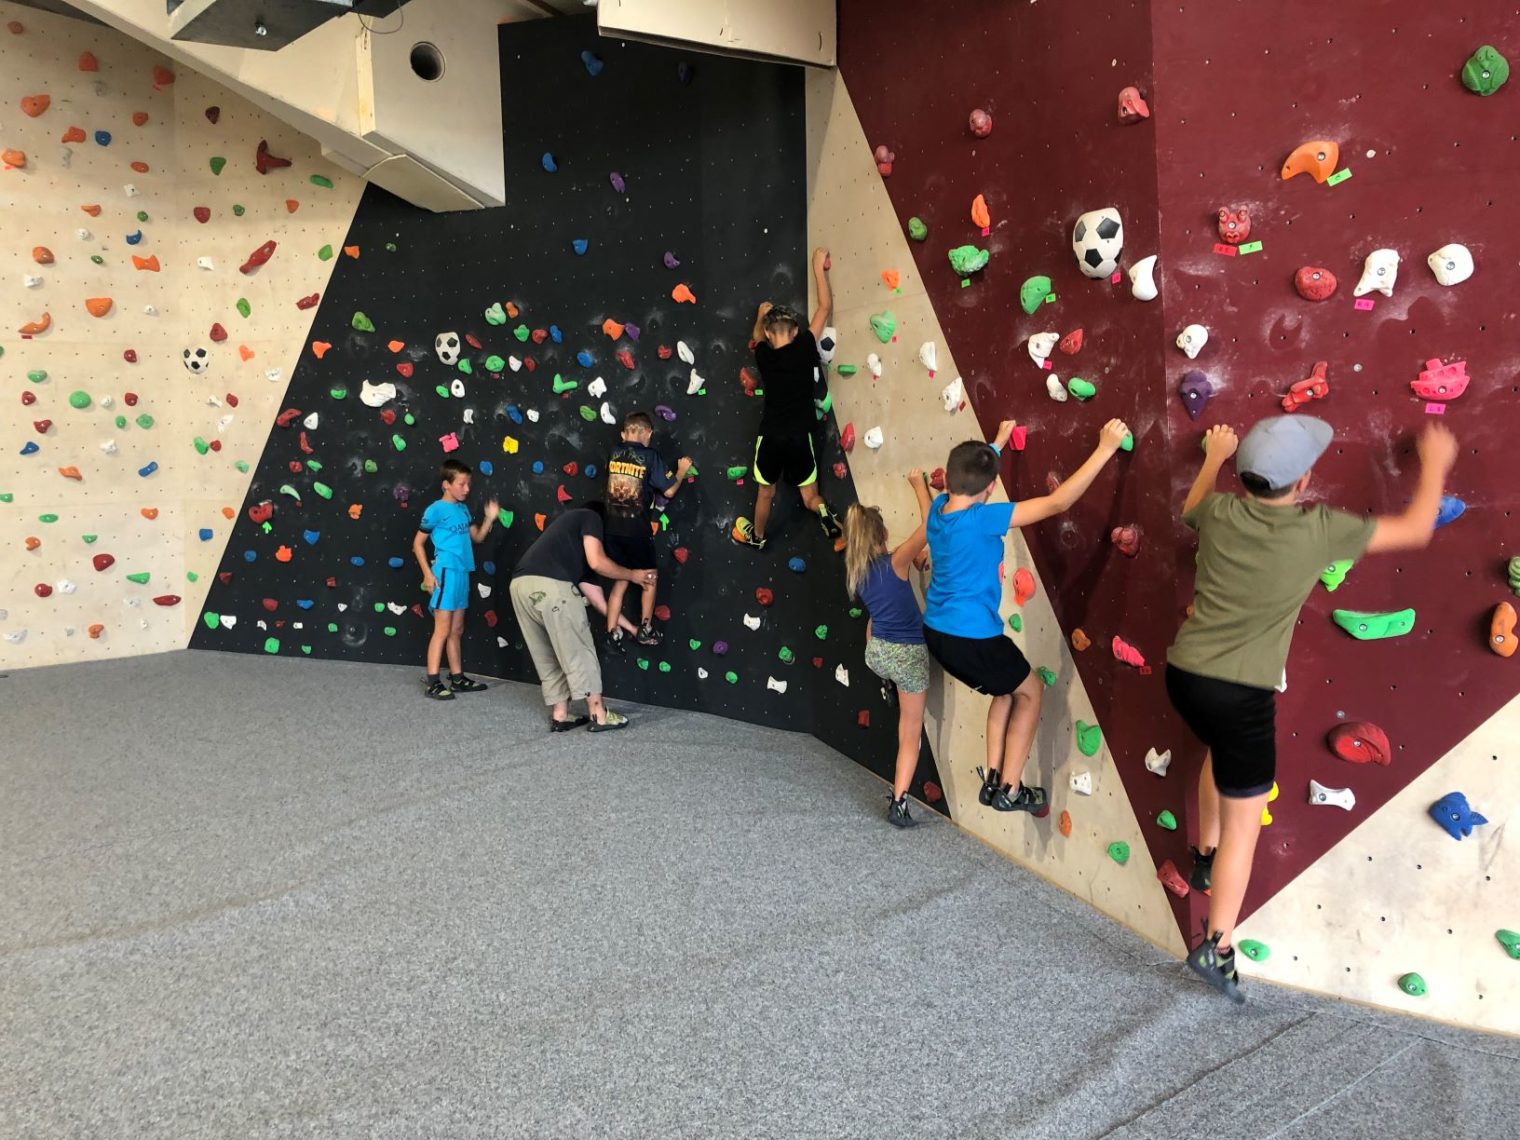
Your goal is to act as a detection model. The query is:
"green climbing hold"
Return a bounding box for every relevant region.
[1397,972,1428,997]
[330,386,348,400]
[186,572,198,583]
[385,242,397,252]
[1156,810,1177,831]
[310,174,335,188]
[1320,559,1354,592]
[126,572,150,584]
[209,156,226,175]
[27,369,47,383]
[1495,929,1520,960]
[1008,614,1023,633]
[135,414,154,429]
[351,311,375,332]
[81,534,96,543]
[90,255,103,265]
[68,391,91,409]
[193,437,209,455]
[688,639,702,651]
[836,364,858,376]
[658,661,672,673]
[300,645,312,655]
[232,204,245,217]
[456,358,472,375]
[1507,556,1520,598]
[1067,377,1096,400]
[947,244,990,276]
[264,637,281,654]
[317,244,333,260]
[1107,842,1130,865]
[499,510,513,528]
[236,298,251,318]
[307,460,323,472]
[513,324,531,343]
[551,374,576,394]
[848,607,864,619]
[579,405,597,422]
[115,415,127,429]
[435,385,450,399]
[0,493,14,504]
[1238,940,1270,962]
[1119,433,1134,452]
[1075,720,1103,756]
[383,627,398,637]
[1332,608,1415,640]
[327,623,339,634]
[816,392,833,415]
[637,658,651,671]
[363,459,378,473]
[907,217,928,242]
[725,671,739,684]
[403,413,415,426]
[484,354,505,372]
[1036,666,1057,687]
[726,465,748,480]
[313,482,333,500]
[778,647,795,664]
[136,210,149,223]
[484,302,507,325]
[392,434,406,451]
[38,513,58,523]
[814,625,829,640]
[372,602,386,614]
[203,612,220,630]
[869,311,897,343]
[1019,275,1053,315]
[1461,44,1510,96]
[279,483,301,501]
[235,460,250,474]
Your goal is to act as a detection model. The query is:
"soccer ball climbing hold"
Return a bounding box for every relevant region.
[1071,207,1123,279]
[434,331,461,365]
[182,346,210,373]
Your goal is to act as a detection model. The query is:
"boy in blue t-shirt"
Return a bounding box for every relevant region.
[411,458,500,700]
[924,417,1130,812]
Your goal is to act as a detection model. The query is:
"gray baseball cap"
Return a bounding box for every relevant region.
[1236,415,1334,487]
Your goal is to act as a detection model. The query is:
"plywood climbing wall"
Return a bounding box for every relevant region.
[0,1,362,667]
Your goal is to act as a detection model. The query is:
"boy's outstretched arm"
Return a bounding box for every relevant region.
[808,248,832,339]
[752,302,772,344]
[469,499,500,543]
[1182,425,1238,515]
[1009,419,1131,528]
[890,469,933,576]
[1366,423,1459,553]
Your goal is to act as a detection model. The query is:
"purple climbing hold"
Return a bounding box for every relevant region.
[663,251,681,269]
[653,405,676,422]
[392,483,412,502]
[624,323,640,341]
[1429,792,1488,840]
[610,171,626,193]
[1179,370,1214,421]
[713,640,729,655]
[580,50,604,76]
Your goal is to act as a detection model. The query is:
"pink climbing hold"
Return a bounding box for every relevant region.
[1112,636,1146,668]
[872,144,895,177]
[1013,567,1035,606]
[1010,425,1027,451]
[1117,86,1151,124]
[1156,859,1189,898]
[1411,358,1470,400]
[1110,524,1142,557]
[968,108,992,138]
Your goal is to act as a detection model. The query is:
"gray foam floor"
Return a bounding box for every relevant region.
[2,651,1515,1140]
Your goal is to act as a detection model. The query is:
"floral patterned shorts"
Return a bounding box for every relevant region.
[864,637,931,694]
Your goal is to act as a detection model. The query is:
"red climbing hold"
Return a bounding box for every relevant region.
[1294,265,1337,302]
[523,358,537,373]
[33,419,52,433]
[616,348,635,370]
[380,409,397,425]
[857,710,871,728]
[1327,721,1392,766]
[531,328,549,345]
[288,461,303,474]
[261,598,279,612]
[248,502,273,524]
[1411,358,1470,401]
[209,322,228,342]
[929,467,946,490]
[220,572,234,585]
[673,546,689,564]
[92,553,115,572]
[811,657,823,669]
[298,431,313,455]
[740,367,758,396]
[483,610,498,627]
[840,423,856,452]
[1010,425,1027,451]
[657,345,673,360]
[654,605,671,622]
[395,362,413,378]
[556,484,572,504]
[296,293,319,310]
[240,240,277,274]
[151,65,175,90]
[1111,524,1142,557]
[35,583,53,598]
[254,138,291,174]
[755,587,774,606]
[123,349,137,363]
[1282,361,1329,412]
[226,393,239,408]
[466,333,484,350]
[562,461,579,476]
[152,594,181,607]
[78,51,98,71]
[1013,567,1036,606]
[205,106,220,124]
[124,392,139,406]
[832,462,847,480]
[1059,329,1084,355]
[193,206,210,223]
[1156,859,1190,898]
[276,408,301,428]
[21,391,36,405]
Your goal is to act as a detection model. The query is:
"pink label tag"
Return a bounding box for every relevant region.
[1354,298,1375,311]
[1212,243,1237,256]
[1425,402,1446,415]
[1041,359,1052,370]
[1139,665,1153,676]
[980,226,990,237]
[1110,271,1123,284]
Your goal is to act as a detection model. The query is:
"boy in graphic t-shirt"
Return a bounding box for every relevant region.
[603,411,692,650]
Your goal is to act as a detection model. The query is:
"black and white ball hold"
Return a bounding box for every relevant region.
[1072,207,1124,279]
[182,346,210,373]
[435,331,461,366]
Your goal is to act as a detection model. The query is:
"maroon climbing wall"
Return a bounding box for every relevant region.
[840,0,1518,932]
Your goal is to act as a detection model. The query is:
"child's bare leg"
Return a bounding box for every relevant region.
[985,693,1013,775]
[999,671,1044,786]
[1196,752,1221,855]
[754,483,778,538]
[639,580,656,625]
[894,689,928,799]
[1207,792,1269,949]
[445,610,466,675]
[426,610,451,676]
[799,482,824,512]
[606,581,629,634]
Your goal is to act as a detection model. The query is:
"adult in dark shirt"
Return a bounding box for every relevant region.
[509,506,652,731]
[731,246,844,552]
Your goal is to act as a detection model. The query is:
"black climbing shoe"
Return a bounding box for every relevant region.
[635,621,663,646]
[817,503,843,540]
[887,795,920,829]
[1189,846,1215,893]
[1186,921,1245,1004]
[448,673,488,693]
[423,680,455,701]
[990,783,1048,813]
[976,766,1002,807]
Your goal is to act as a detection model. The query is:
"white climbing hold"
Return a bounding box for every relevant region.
[207,395,223,408]
[1144,747,1171,776]
[677,340,695,365]
[76,228,92,241]
[4,629,29,645]
[941,376,965,413]
[216,414,234,431]
[599,402,616,425]
[477,582,492,599]
[743,613,761,630]
[587,376,607,398]
[462,408,476,425]
[1129,254,1158,301]
[386,602,406,615]
[1072,206,1124,279]
[863,426,884,449]
[526,409,540,423]
[1426,243,1473,287]
[360,380,396,407]
[918,341,937,372]
[265,368,282,384]
[449,378,466,399]
[123,183,139,197]
[99,395,115,409]
[220,615,237,629]
[1308,779,1356,811]
[1176,323,1209,359]
[766,676,788,694]
[143,305,157,316]
[1046,374,1069,402]
[1353,248,1399,298]
[196,256,213,270]
[866,352,883,378]
[508,356,522,372]
[834,664,850,686]
[1027,331,1059,367]
[696,667,709,679]
[24,274,41,288]
[686,369,705,396]
[1070,770,1094,795]
[302,412,319,431]
[56,579,77,595]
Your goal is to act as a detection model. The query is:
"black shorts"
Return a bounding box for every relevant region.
[923,627,1031,696]
[1165,664,1277,798]
[603,530,657,572]
[754,432,818,487]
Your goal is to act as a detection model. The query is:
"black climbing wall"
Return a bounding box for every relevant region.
[191,15,947,813]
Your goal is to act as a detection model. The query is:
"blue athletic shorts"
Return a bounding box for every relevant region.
[429,565,471,612]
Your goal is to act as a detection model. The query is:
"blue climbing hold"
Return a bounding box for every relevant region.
[584,464,598,479]
[297,599,314,610]
[532,461,545,475]
[572,239,588,255]
[1434,495,1466,528]
[94,130,111,146]
[576,350,594,368]
[1429,791,1488,841]
[506,404,524,424]
[302,529,320,545]
[349,555,366,567]
[387,556,405,569]
[580,50,603,76]
[20,441,39,455]
[138,461,158,477]
[541,152,557,172]
[243,549,257,562]
[549,325,563,343]
[197,528,213,541]
[125,230,143,245]
[478,460,493,476]
[788,557,806,573]
[483,560,497,576]
[677,61,694,85]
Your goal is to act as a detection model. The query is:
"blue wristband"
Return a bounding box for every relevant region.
[989,441,1003,456]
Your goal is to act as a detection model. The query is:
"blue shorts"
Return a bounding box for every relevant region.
[429,565,471,612]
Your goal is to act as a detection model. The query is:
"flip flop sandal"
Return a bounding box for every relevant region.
[587,711,629,732]
[549,715,591,733]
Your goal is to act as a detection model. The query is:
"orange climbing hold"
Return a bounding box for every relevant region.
[151,65,175,89]
[140,507,159,520]
[2,148,26,168]
[602,318,625,339]
[534,513,547,531]
[131,111,148,126]
[62,125,85,143]
[58,466,82,480]
[671,283,696,304]
[285,199,300,213]
[881,269,900,290]
[78,50,98,71]
[85,297,113,318]
[221,506,236,519]
[1280,139,1339,183]
[19,312,51,335]
[387,340,405,353]
[1071,628,1091,651]
[21,94,50,117]
[1491,602,1518,658]
[275,546,294,563]
[132,254,160,271]
[1058,810,1072,837]
[506,302,519,319]
[343,245,360,259]
[348,504,363,520]
[81,203,101,216]
[970,193,990,229]
[88,624,104,639]
[312,340,332,359]
[25,536,40,551]
[32,246,53,264]
[238,345,254,361]
[1013,567,1036,606]
[130,160,149,173]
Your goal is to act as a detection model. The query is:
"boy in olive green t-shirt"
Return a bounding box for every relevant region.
[1167,415,1457,1002]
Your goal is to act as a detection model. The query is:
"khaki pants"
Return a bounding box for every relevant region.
[509,575,603,706]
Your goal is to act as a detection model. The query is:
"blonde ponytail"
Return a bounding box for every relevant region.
[843,504,888,599]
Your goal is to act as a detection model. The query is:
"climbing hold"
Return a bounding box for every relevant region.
[1045,375,1067,402]
[840,423,856,453]
[318,244,334,261]
[1017,275,1053,315]
[310,174,334,189]
[236,298,251,319]
[609,172,626,193]
[1072,207,1123,279]
[351,311,376,333]
[1433,495,1465,528]
[1075,721,1103,757]
[1293,265,1338,302]
[240,240,277,274]
[1058,811,1072,838]
[1110,524,1142,557]
[1217,206,1251,245]
[1156,810,1177,831]
[193,205,211,223]
[68,391,91,409]
[1156,859,1189,898]
[1008,614,1023,633]
[572,238,588,255]
[2,148,25,168]
[1411,358,1470,400]
[1397,972,1428,997]
[1495,930,1520,960]
[1176,324,1208,359]
[21,94,50,117]
[1027,331,1058,367]
[1281,139,1340,182]
[1332,608,1415,640]
[1116,85,1150,123]
[947,245,989,276]
[788,557,806,574]
[1427,243,1474,286]
[1107,841,1130,865]
[863,426,884,450]
[209,323,228,343]
[1281,360,1329,413]
[907,217,928,242]
[1144,748,1171,776]
[132,255,160,272]
[968,107,992,136]
[1461,44,1510,95]
[1353,249,1399,298]
[1490,601,1517,657]
[872,143,894,176]
[581,50,604,76]
[1308,779,1356,811]
[970,194,990,230]
[1069,770,1094,796]
[672,283,696,304]
[1129,254,1158,301]
[1012,567,1035,606]
[1111,636,1146,668]
[1067,377,1096,401]
[1509,556,1520,598]
[1320,559,1354,592]
[941,377,965,413]
[1328,721,1392,766]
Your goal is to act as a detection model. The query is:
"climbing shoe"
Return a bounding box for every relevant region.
[887,794,920,829]
[1186,921,1245,1004]
[448,673,488,693]
[990,783,1048,813]
[423,680,455,701]
[635,620,663,646]
[731,517,766,551]
[816,503,843,540]
[1189,846,1215,894]
[976,766,1002,807]
[607,628,629,655]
